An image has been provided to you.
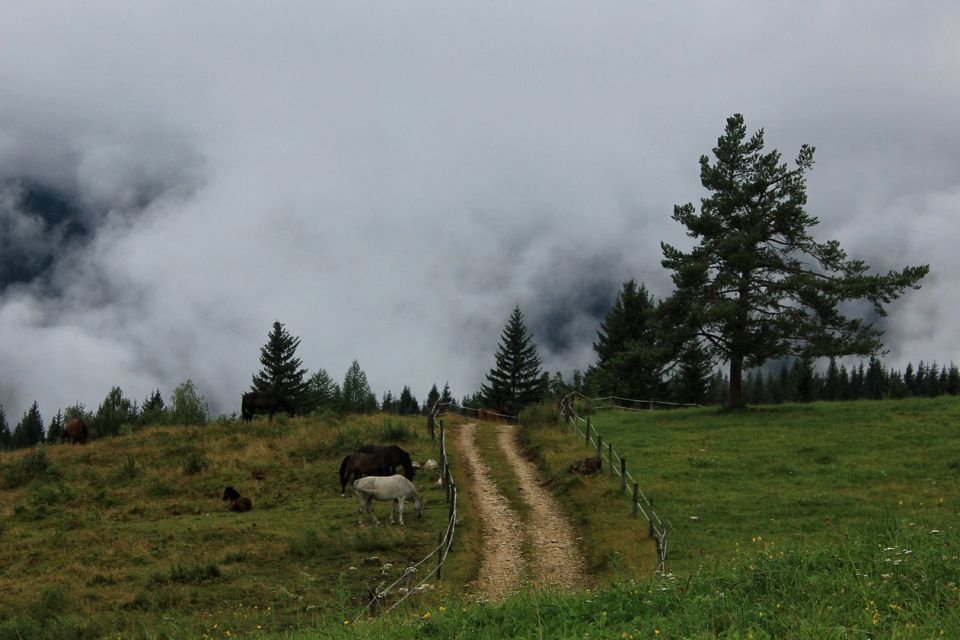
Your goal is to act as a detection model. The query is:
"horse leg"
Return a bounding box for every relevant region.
[395,496,405,526]
[365,494,380,525]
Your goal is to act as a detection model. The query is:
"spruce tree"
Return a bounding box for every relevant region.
[251,321,309,413]
[399,385,419,415]
[47,410,65,442]
[341,360,377,413]
[94,387,138,438]
[672,341,712,404]
[592,280,664,398]
[661,114,928,408]
[304,368,341,414]
[440,382,454,406]
[0,405,12,450]
[13,401,44,448]
[480,306,544,415]
[141,389,167,425]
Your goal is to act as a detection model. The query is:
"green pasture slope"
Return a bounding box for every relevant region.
[308,398,960,639]
[578,396,960,573]
[0,414,468,639]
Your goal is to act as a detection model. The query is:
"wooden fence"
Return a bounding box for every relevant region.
[559,392,669,572]
[358,409,458,616]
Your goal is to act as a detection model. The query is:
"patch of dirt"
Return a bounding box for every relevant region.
[455,422,587,600]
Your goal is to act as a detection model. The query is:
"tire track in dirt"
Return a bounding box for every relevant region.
[456,422,587,600]
[455,422,526,600]
[495,424,587,590]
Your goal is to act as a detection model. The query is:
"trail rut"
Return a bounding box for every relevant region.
[455,422,586,600]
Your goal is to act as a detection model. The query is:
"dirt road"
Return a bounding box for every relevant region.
[454,422,587,600]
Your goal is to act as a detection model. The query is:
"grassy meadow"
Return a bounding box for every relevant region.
[547,396,960,574]
[0,414,476,639]
[4,398,960,638]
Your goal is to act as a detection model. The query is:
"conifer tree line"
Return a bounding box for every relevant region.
[0,320,453,451]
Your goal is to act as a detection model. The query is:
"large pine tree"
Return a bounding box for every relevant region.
[251,321,309,413]
[480,306,544,415]
[661,114,928,408]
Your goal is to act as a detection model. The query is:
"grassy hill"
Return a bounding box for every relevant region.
[536,396,960,574]
[0,414,471,639]
[279,397,960,639]
[4,399,960,638]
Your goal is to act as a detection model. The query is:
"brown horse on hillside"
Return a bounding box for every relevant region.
[64,418,88,445]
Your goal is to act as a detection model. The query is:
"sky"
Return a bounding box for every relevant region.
[1,1,958,420]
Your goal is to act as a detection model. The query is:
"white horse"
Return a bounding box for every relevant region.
[353,474,423,526]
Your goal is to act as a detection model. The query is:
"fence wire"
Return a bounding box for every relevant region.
[355,410,459,618]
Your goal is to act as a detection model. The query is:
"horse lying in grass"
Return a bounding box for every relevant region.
[353,475,423,526]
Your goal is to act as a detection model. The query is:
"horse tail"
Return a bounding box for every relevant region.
[339,455,351,496]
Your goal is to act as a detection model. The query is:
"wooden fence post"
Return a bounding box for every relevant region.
[608,442,614,477]
[648,498,655,537]
[436,531,443,579]
[428,412,435,440]
[632,483,639,517]
[586,418,591,447]
[596,435,603,461]
[620,458,626,495]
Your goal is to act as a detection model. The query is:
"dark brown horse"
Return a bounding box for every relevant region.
[339,452,390,496]
[64,418,88,445]
[241,392,293,422]
[357,444,415,480]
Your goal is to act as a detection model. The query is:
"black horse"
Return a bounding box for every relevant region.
[339,452,391,496]
[357,444,415,480]
[241,392,293,422]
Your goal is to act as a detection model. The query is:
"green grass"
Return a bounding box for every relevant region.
[287,519,960,638]
[0,414,463,639]
[565,397,960,574]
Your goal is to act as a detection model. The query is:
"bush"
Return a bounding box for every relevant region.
[519,400,560,426]
[375,417,412,442]
[181,449,209,475]
[2,447,56,489]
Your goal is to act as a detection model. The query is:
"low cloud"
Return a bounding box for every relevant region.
[0,2,957,419]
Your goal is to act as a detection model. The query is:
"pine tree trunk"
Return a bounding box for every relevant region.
[729,356,745,409]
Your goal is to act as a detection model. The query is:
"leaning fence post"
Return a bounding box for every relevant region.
[608,442,614,477]
[620,458,627,495]
[596,435,603,461]
[632,482,639,517]
[428,412,435,440]
[586,418,591,447]
[648,498,655,537]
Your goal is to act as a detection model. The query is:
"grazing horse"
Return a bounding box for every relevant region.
[241,392,292,422]
[63,418,88,445]
[353,475,423,525]
[339,452,390,496]
[357,444,415,480]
